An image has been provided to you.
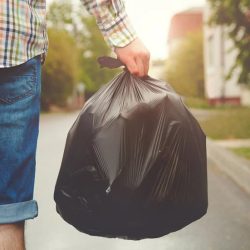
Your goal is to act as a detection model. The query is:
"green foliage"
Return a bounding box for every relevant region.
[231,147,250,160]
[41,0,119,110]
[41,28,78,110]
[77,17,120,92]
[208,0,250,85]
[198,108,250,139]
[165,31,204,97]
[184,97,211,109]
[46,0,73,29]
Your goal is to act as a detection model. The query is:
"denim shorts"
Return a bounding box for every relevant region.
[0,55,41,223]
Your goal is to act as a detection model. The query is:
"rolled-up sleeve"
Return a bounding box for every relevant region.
[80,0,137,47]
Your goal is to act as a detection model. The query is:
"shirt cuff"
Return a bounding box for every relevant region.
[97,13,137,48]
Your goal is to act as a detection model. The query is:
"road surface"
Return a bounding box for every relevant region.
[26,112,250,250]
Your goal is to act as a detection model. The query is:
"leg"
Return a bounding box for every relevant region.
[0,223,25,250]
[0,56,41,249]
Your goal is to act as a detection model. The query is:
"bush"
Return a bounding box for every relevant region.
[41,28,79,110]
[165,31,204,98]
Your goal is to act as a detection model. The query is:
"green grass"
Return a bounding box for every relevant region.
[183,97,211,109]
[184,97,247,110]
[231,147,250,160]
[197,107,250,139]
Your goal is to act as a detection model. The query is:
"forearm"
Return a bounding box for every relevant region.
[80,0,137,47]
[80,0,150,77]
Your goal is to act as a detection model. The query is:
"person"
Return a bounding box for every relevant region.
[0,0,150,249]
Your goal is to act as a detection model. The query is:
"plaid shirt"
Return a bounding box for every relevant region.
[0,0,136,68]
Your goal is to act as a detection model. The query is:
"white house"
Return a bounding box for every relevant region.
[204,1,250,106]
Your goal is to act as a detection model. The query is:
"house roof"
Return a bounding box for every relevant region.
[168,8,204,42]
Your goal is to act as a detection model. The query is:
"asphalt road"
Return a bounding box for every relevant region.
[26,112,250,250]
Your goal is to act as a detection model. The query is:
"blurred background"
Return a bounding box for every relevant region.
[26,0,250,249]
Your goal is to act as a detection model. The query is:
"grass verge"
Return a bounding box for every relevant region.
[230,148,250,160]
[197,107,250,139]
[183,97,211,109]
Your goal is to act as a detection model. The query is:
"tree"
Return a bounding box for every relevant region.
[208,0,250,85]
[41,0,119,110]
[41,28,79,110]
[77,17,120,92]
[46,0,73,30]
[165,31,205,97]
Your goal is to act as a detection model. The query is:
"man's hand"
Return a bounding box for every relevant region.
[114,38,150,77]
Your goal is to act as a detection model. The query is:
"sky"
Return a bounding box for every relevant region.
[47,0,206,60]
[125,0,206,59]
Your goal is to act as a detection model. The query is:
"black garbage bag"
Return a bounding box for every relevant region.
[54,57,208,240]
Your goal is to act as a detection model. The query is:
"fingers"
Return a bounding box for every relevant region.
[143,53,150,76]
[135,56,145,77]
[125,57,139,76]
[125,53,150,77]
[138,52,150,77]
[114,38,150,78]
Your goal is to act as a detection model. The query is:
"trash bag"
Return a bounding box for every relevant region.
[54,57,208,240]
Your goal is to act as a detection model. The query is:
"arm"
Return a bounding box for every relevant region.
[80,0,150,77]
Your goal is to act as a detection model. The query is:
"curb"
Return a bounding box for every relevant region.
[206,138,250,195]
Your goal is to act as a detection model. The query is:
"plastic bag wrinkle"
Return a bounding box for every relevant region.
[54,64,208,240]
